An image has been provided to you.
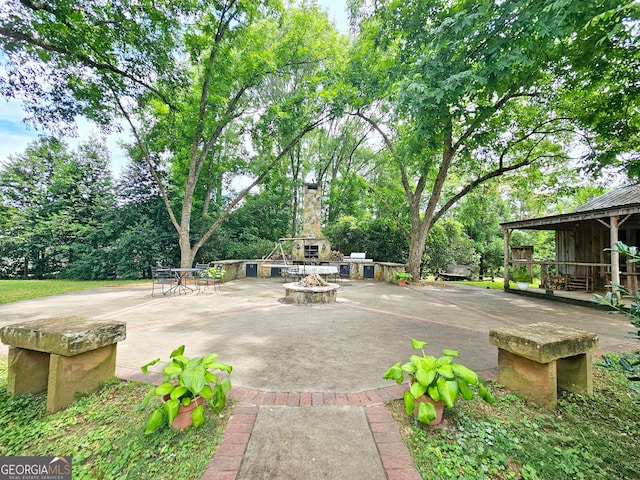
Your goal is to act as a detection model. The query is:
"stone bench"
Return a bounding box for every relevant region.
[489,322,598,408]
[0,316,126,413]
[436,264,474,281]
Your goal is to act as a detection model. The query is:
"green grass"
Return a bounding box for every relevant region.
[424,276,511,290]
[448,278,541,290]
[0,279,148,304]
[454,279,506,290]
[389,352,640,479]
[0,356,231,479]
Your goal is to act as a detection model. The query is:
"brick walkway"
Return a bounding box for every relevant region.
[200,384,421,480]
[115,367,497,480]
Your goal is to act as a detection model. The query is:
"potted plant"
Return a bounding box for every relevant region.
[197,266,225,291]
[383,338,494,425]
[199,266,225,280]
[393,271,413,286]
[138,345,232,434]
[512,266,533,290]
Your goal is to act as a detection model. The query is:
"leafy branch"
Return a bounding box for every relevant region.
[593,241,640,341]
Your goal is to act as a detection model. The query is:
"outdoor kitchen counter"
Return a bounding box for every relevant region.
[294,266,338,275]
[267,265,339,275]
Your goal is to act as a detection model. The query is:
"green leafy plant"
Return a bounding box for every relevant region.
[199,266,225,280]
[593,241,640,341]
[383,338,494,424]
[393,271,413,282]
[511,266,533,283]
[390,360,640,479]
[138,345,232,434]
[596,352,640,403]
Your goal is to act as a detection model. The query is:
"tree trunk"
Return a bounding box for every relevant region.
[406,219,431,281]
[406,236,423,281]
[404,125,455,281]
[179,176,197,268]
[179,229,195,269]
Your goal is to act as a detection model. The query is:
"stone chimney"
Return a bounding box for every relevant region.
[302,183,323,237]
[292,183,331,262]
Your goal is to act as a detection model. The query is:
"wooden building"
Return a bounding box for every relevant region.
[501,184,640,294]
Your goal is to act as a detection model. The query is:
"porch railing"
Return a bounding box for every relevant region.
[507,260,637,293]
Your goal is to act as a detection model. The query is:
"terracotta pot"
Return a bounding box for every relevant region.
[397,280,408,286]
[413,396,445,425]
[162,394,205,431]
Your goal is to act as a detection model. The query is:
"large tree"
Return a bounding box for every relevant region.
[348,0,638,279]
[0,136,115,278]
[110,155,178,278]
[0,0,347,267]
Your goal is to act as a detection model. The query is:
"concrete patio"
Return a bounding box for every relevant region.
[0,279,637,479]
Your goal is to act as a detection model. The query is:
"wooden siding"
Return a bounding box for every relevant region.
[555,216,640,289]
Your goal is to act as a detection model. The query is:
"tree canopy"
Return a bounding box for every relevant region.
[1,0,638,279]
[0,136,116,278]
[1,0,349,267]
[343,0,639,277]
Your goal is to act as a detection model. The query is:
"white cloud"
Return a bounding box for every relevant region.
[0,98,130,175]
[317,0,349,34]
[0,128,38,163]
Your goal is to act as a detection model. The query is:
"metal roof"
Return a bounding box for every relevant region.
[573,184,640,212]
[501,184,640,230]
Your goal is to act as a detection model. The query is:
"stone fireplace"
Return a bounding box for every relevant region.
[292,183,331,262]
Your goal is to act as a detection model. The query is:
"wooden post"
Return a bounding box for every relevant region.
[610,215,620,297]
[503,228,510,290]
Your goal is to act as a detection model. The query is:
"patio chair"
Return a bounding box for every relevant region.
[194,263,210,293]
[330,268,342,285]
[197,263,222,293]
[151,266,178,296]
[285,266,304,283]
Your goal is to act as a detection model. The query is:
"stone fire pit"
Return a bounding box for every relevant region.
[283,274,340,304]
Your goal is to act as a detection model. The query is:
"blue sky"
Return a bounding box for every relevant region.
[0,1,349,176]
[318,0,349,33]
[0,100,41,165]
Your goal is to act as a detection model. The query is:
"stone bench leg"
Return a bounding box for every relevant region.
[557,353,593,395]
[47,344,118,413]
[6,344,118,413]
[7,347,50,395]
[497,349,558,409]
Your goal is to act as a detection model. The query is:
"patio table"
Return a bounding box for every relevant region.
[287,265,339,281]
[296,266,338,275]
[168,267,201,295]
